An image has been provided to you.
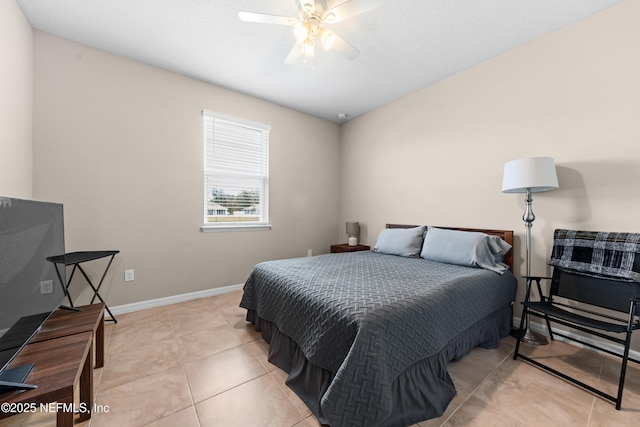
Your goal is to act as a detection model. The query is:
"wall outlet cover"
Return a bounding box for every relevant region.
[40,280,54,294]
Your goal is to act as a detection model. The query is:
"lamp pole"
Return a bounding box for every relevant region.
[524,188,534,277]
[521,187,548,345]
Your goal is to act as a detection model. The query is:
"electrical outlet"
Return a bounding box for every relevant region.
[40,280,54,294]
[308,249,313,257]
[124,269,135,282]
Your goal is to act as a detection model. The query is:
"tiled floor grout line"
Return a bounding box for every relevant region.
[15,291,633,427]
[585,360,604,427]
[432,346,518,427]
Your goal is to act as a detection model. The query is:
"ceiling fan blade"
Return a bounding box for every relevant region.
[324,0,382,24]
[331,33,360,60]
[238,11,297,26]
[285,40,304,64]
[298,0,316,15]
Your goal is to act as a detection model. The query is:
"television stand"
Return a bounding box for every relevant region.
[0,332,93,426]
[0,364,36,393]
[32,303,105,369]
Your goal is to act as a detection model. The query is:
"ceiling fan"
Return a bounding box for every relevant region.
[238,0,381,64]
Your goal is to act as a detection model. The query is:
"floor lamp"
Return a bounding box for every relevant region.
[502,157,559,345]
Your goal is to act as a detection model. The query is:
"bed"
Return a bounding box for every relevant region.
[240,225,517,426]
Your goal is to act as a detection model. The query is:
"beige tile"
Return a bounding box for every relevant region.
[442,395,528,427]
[417,387,474,427]
[244,336,279,372]
[293,415,323,426]
[448,345,509,396]
[107,317,174,355]
[269,368,312,418]
[184,344,267,403]
[145,406,200,427]
[513,342,599,408]
[115,305,170,327]
[91,365,104,396]
[222,304,263,343]
[426,343,517,426]
[196,374,305,427]
[598,352,640,391]
[416,414,446,427]
[232,319,263,343]
[472,357,592,427]
[588,406,640,426]
[0,410,57,427]
[90,366,192,427]
[591,353,640,415]
[100,337,182,390]
[176,323,244,363]
[165,297,210,314]
[197,292,242,317]
[203,289,244,308]
[166,296,229,318]
[518,340,605,386]
[103,320,115,350]
[218,300,248,320]
[168,306,228,337]
[79,290,640,427]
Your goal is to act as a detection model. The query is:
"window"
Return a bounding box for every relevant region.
[202,110,270,231]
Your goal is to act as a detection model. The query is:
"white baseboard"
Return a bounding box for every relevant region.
[513,316,640,362]
[110,283,244,316]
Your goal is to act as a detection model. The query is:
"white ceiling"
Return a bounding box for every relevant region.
[17,0,621,122]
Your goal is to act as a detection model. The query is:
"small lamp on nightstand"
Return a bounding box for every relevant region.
[346,222,360,246]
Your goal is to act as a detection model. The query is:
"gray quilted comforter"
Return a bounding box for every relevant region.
[240,251,516,426]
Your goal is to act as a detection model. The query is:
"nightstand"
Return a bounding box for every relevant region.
[330,244,371,253]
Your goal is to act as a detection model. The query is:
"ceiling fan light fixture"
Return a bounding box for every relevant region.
[303,38,315,57]
[293,21,310,41]
[319,28,336,50]
[239,0,380,64]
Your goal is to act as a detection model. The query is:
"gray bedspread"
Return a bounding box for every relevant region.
[240,251,516,426]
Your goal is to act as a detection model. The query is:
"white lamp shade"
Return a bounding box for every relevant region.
[502,157,559,193]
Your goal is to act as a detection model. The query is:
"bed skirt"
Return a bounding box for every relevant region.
[245,304,511,427]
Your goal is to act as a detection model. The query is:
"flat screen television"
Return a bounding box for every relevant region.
[0,196,66,392]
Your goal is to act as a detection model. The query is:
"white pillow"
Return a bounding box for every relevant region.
[373,226,426,258]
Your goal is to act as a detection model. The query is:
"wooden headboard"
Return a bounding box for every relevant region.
[386,224,514,272]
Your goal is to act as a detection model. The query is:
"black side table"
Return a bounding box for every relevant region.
[47,251,119,322]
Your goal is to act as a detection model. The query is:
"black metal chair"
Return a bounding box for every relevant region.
[514,266,640,409]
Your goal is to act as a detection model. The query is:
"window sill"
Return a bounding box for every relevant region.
[200,223,272,233]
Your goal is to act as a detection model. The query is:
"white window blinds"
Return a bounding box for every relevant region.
[203,110,270,229]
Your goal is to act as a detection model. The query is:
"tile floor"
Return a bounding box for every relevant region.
[2,289,640,426]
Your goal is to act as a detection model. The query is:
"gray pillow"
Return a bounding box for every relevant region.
[488,235,512,263]
[373,226,426,258]
[420,227,511,274]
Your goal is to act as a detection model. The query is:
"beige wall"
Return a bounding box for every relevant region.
[32,33,341,306]
[12,0,640,352]
[340,1,640,348]
[0,0,33,198]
